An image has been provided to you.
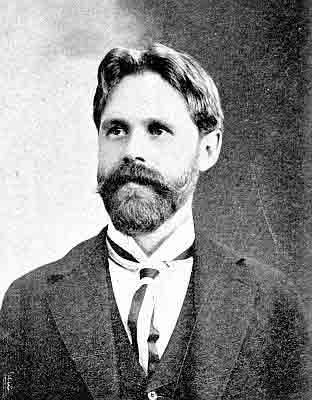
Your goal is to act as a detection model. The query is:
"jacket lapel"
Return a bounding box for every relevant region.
[45,228,120,400]
[148,229,256,399]
[178,229,257,400]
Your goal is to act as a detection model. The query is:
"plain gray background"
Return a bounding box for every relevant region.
[1,0,311,330]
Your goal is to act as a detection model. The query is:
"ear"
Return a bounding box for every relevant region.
[198,129,222,172]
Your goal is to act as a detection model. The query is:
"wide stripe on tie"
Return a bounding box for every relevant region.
[127,283,148,357]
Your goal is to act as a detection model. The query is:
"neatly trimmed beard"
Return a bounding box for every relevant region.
[97,159,199,236]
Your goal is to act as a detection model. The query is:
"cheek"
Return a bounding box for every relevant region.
[168,140,199,166]
[159,148,199,182]
[97,141,122,170]
[98,140,109,160]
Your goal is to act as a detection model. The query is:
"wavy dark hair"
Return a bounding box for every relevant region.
[93,43,223,135]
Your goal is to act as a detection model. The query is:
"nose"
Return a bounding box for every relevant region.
[123,127,146,163]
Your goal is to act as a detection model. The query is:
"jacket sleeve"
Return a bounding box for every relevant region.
[0,282,31,399]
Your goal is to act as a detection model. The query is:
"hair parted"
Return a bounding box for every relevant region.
[93,43,223,135]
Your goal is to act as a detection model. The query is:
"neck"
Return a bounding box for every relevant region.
[133,199,194,256]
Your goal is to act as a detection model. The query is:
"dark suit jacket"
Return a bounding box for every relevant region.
[0,226,310,399]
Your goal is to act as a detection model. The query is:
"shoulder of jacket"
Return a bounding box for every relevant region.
[4,228,108,300]
[206,237,299,303]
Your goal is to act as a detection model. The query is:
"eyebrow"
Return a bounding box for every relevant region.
[146,118,174,132]
[100,118,129,131]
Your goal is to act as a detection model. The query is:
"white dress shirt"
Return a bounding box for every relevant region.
[107,202,195,372]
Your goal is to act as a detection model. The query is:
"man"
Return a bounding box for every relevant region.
[0,44,309,400]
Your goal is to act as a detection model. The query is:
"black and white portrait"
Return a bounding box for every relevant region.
[1,1,311,399]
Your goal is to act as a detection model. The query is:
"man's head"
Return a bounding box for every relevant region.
[94,43,223,236]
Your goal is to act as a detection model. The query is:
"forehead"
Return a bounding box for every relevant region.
[101,71,192,124]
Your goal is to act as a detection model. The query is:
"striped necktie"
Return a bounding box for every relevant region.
[128,267,160,375]
[106,235,194,374]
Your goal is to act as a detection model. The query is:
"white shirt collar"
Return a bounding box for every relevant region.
[107,200,195,263]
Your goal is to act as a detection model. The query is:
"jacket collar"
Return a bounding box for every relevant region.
[46,226,257,400]
[45,227,120,399]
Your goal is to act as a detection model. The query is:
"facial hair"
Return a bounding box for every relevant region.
[97,158,199,236]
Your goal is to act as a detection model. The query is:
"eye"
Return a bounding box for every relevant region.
[148,122,172,137]
[106,126,127,137]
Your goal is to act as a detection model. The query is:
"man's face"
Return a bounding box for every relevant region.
[97,71,203,235]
